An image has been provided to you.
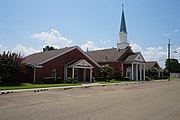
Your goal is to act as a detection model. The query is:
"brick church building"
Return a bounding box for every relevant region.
[24,5,146,83]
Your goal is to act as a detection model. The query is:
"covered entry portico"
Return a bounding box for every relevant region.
[64,60,94,82]
[122,52,146,81]
[122,62,145,81]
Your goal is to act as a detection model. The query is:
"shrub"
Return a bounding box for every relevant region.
[0,51,27,85]
[123,77,130,81]
[100,64,112,80]
[43,77,63,84]
[43,77,56,83]
[113,69,122,79]
[91,77,96,82]
[110,79,116,83]
[145,76,152,81]
[56,77,63,83]
[95,77,105,81]
[65,77,76,83]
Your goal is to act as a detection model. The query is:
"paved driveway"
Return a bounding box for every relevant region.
[0,81,180,120]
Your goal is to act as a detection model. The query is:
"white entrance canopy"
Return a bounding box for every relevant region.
[64,59,94,82]
[122,52,146,81]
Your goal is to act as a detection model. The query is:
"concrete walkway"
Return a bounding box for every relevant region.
[0,80,168,93]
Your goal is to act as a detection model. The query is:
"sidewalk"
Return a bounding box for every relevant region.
[0,80,169,93]
[0,81,142,95]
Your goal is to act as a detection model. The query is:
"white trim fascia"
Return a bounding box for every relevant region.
[38,47,77,65]
[29,64,43,68]
[34,65,43,68]
[67,59,94,68]
[76,46,101,68]
[37,46,101,68]
[134,52,146,62]
[72,66,93,69]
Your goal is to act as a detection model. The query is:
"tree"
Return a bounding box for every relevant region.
[165,59,180,73]
[0,52,27,84]
[100,64,112,80]
[43,45,57,52]
[163,69,169,78]
[148,67,158,79]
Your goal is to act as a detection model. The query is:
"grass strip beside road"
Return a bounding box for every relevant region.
[0,83,80,90]
[171,78,180,80]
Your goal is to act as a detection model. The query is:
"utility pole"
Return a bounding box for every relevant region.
[168,39,171,81]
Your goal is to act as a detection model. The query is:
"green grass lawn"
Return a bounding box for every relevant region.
[171,78,180,80]
[0,83,80,90]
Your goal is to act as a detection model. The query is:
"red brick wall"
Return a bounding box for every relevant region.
[35,48,100,83]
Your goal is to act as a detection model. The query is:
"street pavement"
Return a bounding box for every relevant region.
[0,80,180,120]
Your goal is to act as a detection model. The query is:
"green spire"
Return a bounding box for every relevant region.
[120,4,127,33]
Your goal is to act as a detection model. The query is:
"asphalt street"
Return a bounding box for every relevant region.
[0,81,180,120]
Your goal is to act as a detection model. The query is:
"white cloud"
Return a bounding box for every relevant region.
[0,44,7,53]
[130,43,142,52]
[172,47,180,61]
[143,47,167,68]
[143,47,167,61]
[163,33,170,36]
[81,40,105,51]
[173,29,179,32]
[163,29,179,36]
[13,44,40,56]
[31,29,72,48]
[100,39,110,44]
[130,43,167,68]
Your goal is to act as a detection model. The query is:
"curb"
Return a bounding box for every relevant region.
[0,81,145,95]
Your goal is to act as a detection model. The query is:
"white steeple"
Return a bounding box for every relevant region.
[117,4,129,50]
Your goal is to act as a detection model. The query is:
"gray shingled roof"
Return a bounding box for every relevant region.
[86,47,130,63]
[124,53,138,62]
[24,46,77,65]
[145,61,160,70]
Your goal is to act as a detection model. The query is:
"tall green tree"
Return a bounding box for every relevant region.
[100,64,112,80]
[165,59,180,73]
[43,45,57,52]
[148,67,158,79]
[0,52,27,84]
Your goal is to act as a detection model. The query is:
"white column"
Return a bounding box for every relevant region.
[140,64,142,81]
[90,68,92,82]
[64,67,67,82]
[72,67,74,79]
[131,63,134,80]
[143,63,145,81]
[136,64,138,81]
[121,63,124,76]
[83,69,86,82]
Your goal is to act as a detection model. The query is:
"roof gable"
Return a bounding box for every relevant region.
[145,61,160,70]
[134,53,145,62]
[24,46,101,68]
[25,46,76,65]
[87,47,132,63]
[67,59,93,68]
[125,52,145,62]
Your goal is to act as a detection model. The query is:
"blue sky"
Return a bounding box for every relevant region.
[0,0,180,68]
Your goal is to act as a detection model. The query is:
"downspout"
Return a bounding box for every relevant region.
[33,68,36,83]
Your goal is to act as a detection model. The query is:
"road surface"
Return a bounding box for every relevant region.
[0,81,180,120]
